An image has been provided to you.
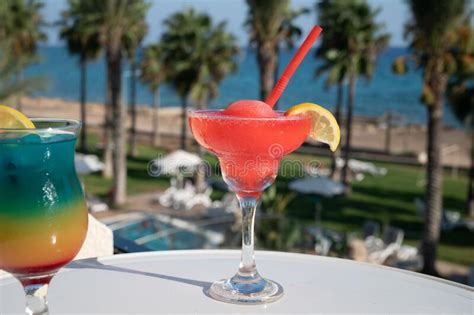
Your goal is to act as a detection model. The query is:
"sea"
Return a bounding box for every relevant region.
[25,46,461,128]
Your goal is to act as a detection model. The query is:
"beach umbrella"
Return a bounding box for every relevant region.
[289,176,345,229]
[75,153,104,175]
[150,150,203,176]
[289,176,345,197]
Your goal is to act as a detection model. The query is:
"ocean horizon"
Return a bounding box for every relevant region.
[25,45,461,128]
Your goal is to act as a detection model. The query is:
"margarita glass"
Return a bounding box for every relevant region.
[189,110,311,304]
[0,119,88,314]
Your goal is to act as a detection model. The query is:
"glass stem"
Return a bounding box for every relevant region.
[237,195,258,277]
[22,283,49,315]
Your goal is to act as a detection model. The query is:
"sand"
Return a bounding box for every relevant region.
[17,96,471,168]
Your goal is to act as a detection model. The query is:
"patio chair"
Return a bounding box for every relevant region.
[383,227,404,247]
[184,187,213,210]
[362,221,380,239]
[218,193,239,213]
[367,227,404,265]
[86,195,109,213]
[363,221,383,253]
[315,236,332,256]
[157,186,177,207]
[171,181,196,210]
[306,226,345,256]
[414,197,466,231]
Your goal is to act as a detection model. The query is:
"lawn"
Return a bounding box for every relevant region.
[79,135,170,199]
[279,154,474,266]
[79,137,474,266]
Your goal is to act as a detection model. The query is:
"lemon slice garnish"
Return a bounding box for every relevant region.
[285,102,340,151]
[0,104,35,129]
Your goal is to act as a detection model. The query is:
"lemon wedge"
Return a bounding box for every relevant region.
[285,102,340,151]
[0,104,35,129]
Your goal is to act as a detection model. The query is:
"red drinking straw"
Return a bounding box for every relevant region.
[265,25,323,108]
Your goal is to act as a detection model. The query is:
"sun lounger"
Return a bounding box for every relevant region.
[336,158,387,177]
[414,197,472,231]
[366,227,404,265]
[362,220,380,239]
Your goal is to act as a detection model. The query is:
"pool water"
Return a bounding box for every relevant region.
[111,217,208,252]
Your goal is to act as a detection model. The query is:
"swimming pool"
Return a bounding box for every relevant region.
[104,213,225,252]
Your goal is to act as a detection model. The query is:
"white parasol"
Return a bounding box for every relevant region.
[75,153,104,175]
[289,176,345,197]
[150,150,203,176]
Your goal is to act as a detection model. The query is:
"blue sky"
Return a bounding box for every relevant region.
[42,0,409,47]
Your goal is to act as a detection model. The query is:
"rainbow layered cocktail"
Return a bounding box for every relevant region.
[0,117,88,314]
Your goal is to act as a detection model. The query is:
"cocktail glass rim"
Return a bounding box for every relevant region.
[0,118,81,132]
[188,109,310,121]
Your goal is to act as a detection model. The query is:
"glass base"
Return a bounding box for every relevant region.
[209,272,284,305]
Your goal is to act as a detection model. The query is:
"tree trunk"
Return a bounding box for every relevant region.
[102,82,114,179]
[421,60,446,276]
[79,59,87,153]
[272,45,279,110]
[128,61,138,157]
[330,82,343,179]
[107,46,127,206]
[180,97,188,150]
[151,88,160,146]
[468,128,474,217]
[257,41,277,101]
[341,73,355,188]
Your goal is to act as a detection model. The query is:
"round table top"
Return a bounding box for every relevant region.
[1,250,472,314]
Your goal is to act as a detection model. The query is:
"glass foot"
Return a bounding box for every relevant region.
[209,273,284,305]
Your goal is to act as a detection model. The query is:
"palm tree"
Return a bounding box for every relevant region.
[127,56,139,157]
[161,9,239,150]
[246,0,306,105]
[0,45,44,101]
[446,24,474,217]
[394,0,467,275]
[59,1,102,153]
[124,24,147,158]
[315,0,389,187]
[62,0,149,205]
[0,0,46,110]
[140,44,166,146]
[315,1,348,179]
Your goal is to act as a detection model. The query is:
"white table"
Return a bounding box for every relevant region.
[1,250,472,314]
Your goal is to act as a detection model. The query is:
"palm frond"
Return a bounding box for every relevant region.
[160,8,239,106]
[315,0,390,86]
[0,48,47,101]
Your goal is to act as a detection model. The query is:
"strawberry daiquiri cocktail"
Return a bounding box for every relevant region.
[189,25,339,305]
[189,97,339,304]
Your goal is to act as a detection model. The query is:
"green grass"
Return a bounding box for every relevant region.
[79,134,170,199]
[78,136,474,266]
[278,156,474,265]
